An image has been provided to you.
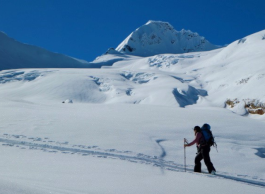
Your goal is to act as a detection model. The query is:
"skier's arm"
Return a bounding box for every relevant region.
[185,133,201,147]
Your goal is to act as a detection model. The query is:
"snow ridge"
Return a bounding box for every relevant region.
[0,31,91,70]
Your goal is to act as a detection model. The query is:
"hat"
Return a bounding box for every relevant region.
[193,126,201,132]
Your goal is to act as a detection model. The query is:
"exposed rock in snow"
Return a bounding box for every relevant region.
[62,99,73,103]
[105,48,121,55]
[225,99,265,115]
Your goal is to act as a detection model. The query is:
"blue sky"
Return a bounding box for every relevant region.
[0,0,264,61]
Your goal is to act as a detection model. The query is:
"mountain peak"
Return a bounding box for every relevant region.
[116,21,218,56]
[145,20,174,29]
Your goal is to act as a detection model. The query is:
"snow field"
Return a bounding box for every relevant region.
[1,145,264,194]
[0,101,265,193]
[0,68,264,193]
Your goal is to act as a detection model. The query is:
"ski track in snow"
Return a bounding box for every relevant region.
[0,134,265,188]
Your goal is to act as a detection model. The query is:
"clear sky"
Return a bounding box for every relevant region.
[0,0,264,61]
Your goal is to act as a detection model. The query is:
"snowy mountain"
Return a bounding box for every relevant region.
[116,21,219,56]
[0,31,91,70]
[1,26,263,116]
[0,23,265,193]
[92,28,265,117]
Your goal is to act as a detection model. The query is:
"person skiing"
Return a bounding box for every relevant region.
[184,125,216,174]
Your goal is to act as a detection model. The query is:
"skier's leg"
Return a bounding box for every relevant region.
[194,152,203,172]
[202,146,216,173]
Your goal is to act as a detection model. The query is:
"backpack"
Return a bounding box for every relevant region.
[201,123,216,147]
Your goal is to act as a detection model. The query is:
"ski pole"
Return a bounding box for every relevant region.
[184,138,186,172]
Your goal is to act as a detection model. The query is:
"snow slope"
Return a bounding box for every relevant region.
[0,31,137,70]
[0,23,265,193]
[0,90,265,193]
[0,31,94,70]
[116,21,219,56]
[106,29,265,116]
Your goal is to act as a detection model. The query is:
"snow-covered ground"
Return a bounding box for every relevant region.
[0,22,265,193]
[0,67,265,193]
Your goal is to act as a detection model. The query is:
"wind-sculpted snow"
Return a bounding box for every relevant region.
[255,148,265,158]
[120,71,157,84]
[172,86,207,107]
[0,70,53,83]
[90,76,113,92]
[148,55,179,69]
[147,54,200,70]
[171,75,195,84]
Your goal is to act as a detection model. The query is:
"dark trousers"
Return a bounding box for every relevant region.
[194,145,216,173]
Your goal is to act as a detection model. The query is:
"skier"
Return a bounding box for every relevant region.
[184,125,216,174]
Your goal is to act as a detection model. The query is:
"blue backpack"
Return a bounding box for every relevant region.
[201,123,216,147]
